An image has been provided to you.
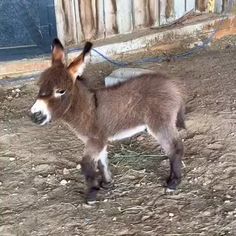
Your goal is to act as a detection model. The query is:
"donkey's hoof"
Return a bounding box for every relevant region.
[166,177,181,190]
[100,180,113,189]
[86,187,98,205]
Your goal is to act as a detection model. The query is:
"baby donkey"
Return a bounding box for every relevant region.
[30,38,185,204]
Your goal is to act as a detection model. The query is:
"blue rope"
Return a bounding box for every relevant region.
[92,48,129,67]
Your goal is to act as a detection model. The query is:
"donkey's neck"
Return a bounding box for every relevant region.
[62,80,97,137]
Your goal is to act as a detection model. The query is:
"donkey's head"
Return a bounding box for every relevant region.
[30,38,93,125]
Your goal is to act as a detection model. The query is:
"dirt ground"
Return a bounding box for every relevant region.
[0,37,236,236]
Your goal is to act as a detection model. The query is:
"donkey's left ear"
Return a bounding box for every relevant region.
[68,42,93,81]
[51,38,65,65]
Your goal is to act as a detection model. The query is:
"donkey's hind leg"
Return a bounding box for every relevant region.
[148,125,183,191]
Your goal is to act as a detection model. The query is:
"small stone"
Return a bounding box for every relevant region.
[15,93,20,98]
[76,164,81,170]
[169,213,174,217]
[63,168,69,175]
[35,164,53,174]
[112,217,117,221]
[127,175,136,180]
[141,215,151,221]
[0,181,2,186]
[103,199,108,202]
[15,88,21,93]
[137,136,144,141]
[224,200,231,204]
[33,176,45,186]
[202,211,211,217]
[9,157,15,161]
[7,96,13,100]
[207,143,223,150]
[60,179,67,185]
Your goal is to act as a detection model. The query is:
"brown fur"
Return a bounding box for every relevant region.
[31,39,186,203]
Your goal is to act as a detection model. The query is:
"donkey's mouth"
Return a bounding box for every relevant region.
[31,112,49,125]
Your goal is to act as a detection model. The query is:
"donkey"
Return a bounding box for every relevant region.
[30,38,185,204]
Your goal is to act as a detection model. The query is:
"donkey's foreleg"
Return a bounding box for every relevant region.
[97,146,112,188]
[81,139,111,204]
[80,154,100,204]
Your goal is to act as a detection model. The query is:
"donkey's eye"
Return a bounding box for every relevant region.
[55,89,66,96]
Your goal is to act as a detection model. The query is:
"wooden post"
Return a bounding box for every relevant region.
[104,0,118,36]
[54,0,77,46]
[196,0,208,12]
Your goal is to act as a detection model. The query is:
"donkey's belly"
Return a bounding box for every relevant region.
[108,125,146,141]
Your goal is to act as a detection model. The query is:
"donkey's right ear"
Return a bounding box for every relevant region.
[67,42,93,81]
[51,38,65,65]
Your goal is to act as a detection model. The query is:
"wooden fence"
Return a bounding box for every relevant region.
[54,0,236,46]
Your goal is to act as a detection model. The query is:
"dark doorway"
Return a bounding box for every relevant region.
[0,0,57,61]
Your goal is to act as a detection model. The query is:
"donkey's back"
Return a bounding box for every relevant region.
[96,73,185,139]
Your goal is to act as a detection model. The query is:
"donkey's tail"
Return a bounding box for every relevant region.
[176,103,186,130]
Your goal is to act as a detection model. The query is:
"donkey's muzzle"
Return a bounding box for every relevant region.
[31,111,47,125]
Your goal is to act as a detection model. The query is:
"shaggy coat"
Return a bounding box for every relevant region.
[30,39,185,204]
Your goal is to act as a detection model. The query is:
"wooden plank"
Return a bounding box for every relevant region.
[215,0,223,13]
[159,0,167,25]
[207,0,216,12]
[174,0,185,19]
[186,0,196,11]
[160,0,176,24]
[166,0,174,19]
[54,0,77,46]
[79,0,96,40]
[73,0,105,43]
[133,0,148,28]
[73,0,84,43]
[116,0,133,34]
[104,0,118,37]
[148,0,159,26]
[196,0,208,12]
[222,0,236,12]
[96,0,105,39]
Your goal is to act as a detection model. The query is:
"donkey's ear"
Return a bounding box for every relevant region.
[51,38,65,64]
[67,42,93,81]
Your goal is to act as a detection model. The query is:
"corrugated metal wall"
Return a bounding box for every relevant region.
[54,0,235,46]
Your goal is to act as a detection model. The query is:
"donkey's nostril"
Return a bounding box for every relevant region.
[35,111,42,117]
[31,112,47,125]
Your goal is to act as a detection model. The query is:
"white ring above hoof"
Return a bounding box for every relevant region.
[87,200,97,205]
[165,188,176,193]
